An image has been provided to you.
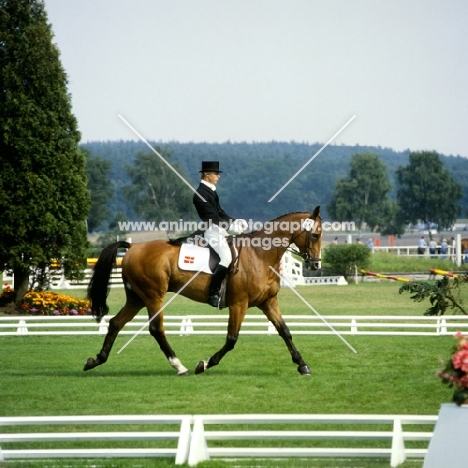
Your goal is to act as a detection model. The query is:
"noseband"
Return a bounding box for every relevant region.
[290,225,321,270]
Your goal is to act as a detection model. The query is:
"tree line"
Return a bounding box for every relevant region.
[84,141,467,236]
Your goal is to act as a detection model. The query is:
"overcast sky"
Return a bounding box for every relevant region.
[44,0,468,157]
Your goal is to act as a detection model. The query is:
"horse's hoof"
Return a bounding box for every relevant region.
[298,365,312,375]
[178,370,190,377]
[195,360,208,374]
[83,358,96,371]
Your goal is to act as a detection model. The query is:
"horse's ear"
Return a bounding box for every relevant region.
[311,206,320,219]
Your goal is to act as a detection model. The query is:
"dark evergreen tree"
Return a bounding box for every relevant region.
[85,150,113,232]
[0,0,90,304]
[396,151,462,231]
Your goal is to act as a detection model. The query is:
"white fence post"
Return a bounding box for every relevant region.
[390,418,406,467]
[98,319,107,334]
[441,319,447,334]
[267,321,276,334]
[180,318,193,336]
[175,416,192,465]
[188,417,209,466]
[456,233,462,267]
[16,319,28,334]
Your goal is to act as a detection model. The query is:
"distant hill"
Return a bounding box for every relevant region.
[81,140,468,226]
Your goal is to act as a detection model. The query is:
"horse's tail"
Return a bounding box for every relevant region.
[87,241,131,323]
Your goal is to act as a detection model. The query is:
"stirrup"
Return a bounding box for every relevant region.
[207,295,220,308]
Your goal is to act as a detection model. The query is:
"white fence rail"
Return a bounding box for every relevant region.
[0,415,191,464]
[0,414,437,467]
[373,245,457,257]
[3,267,347,289]
[1,314,468,337]
[2,267,122,290]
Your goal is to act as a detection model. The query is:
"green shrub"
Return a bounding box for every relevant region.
[399,275,468,315]
[322,243,371,278]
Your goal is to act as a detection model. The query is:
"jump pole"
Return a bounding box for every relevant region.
[360,270,411,283]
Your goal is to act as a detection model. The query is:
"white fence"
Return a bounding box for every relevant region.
[372,235,463,266]
[2,250,347,290]
[0,413,438,467]
[2,266,122,290]
[1,314,467,337]
[0,415,191,464]
[373,245,458,258]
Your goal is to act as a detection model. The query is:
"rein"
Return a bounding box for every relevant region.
[288,226,321,264]
[238,218,321,267]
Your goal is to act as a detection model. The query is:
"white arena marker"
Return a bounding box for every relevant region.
[118,114,206,202]
[117,269,204,354]
[269,266,357,354]
[268,115,357,202]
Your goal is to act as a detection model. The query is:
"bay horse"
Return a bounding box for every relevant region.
[84,207,322,376]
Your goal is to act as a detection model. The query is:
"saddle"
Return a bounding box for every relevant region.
[169,231,238,309]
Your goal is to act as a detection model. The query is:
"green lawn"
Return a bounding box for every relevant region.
[366,251,468,273]
[0,283,463,468]
[67,279,467,317]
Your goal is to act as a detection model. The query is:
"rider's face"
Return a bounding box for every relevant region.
[204,172,221,185]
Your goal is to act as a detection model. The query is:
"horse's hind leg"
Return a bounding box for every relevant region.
[259,296,311,375]
[147,303,189,376]
[84,289,144,371]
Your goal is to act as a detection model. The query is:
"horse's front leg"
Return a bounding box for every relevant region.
[195,303,247,374]
[259,297,311,375]
[84,301,141,371]
[147,306,189,376]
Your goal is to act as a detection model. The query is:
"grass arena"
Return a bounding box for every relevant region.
[0,282,464,468]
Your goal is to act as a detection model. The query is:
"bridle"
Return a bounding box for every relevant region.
[288,219,322,270]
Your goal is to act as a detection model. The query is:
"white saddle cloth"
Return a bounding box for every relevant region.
[178,243,214,275]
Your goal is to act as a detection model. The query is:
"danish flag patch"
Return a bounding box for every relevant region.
[178,244,213,274]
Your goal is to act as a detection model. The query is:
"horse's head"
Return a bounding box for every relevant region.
[296,206,322,271]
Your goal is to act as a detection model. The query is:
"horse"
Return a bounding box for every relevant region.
[84,207,322,376]
[461,238,468,255]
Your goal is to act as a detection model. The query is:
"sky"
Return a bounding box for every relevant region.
[43,0,468,157]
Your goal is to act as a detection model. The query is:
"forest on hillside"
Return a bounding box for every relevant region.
[81,140,468,227]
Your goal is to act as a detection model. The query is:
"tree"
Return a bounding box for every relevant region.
[378,201,406,237]
[0,0,90,304]
[327,153,392,230]
[396,151,462,231]
[85,150,114,232]
[123,148,195,223]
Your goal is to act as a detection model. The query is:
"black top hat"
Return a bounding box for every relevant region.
[200,161,222,173]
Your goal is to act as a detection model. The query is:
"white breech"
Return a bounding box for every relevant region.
[203,225,232,267]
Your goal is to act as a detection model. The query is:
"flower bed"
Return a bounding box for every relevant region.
[1,283,91,315]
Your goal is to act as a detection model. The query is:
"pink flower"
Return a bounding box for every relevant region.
[454,332,468,350]
[452,349,468,372]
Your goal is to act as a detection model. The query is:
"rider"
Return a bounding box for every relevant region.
[193,161,246,308]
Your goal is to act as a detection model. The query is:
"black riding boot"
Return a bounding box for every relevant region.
[207,265,228,308]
